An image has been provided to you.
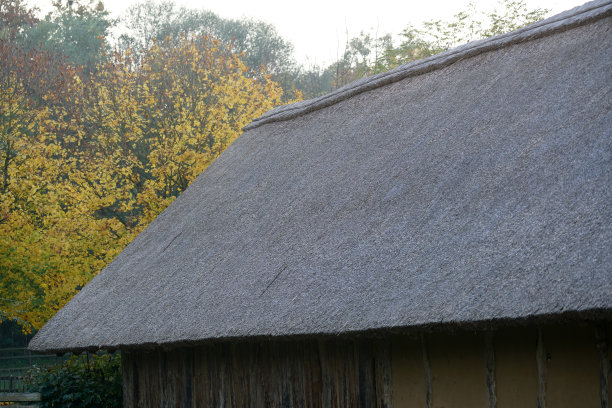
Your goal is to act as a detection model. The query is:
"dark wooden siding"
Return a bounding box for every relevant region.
[122,338,393,408]
[123,323,611,407]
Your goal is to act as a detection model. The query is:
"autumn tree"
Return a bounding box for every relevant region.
[1,7,286,331]
[0,0,37,41]
[0,4,99,327]
[69,36,285,228]
[0,42,79,329]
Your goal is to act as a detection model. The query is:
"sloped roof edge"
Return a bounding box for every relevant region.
[245,0,612,131]
[33,308,612,354]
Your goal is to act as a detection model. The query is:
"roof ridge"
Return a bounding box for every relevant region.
[244,0,612,131]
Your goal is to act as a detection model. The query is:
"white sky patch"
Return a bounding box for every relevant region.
[30,0,587,65]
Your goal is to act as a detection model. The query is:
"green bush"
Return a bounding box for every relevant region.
[27,353,122,408]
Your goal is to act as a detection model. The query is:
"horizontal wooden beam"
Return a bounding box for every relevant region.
[0,392,42,402]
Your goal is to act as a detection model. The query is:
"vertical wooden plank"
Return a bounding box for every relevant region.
[172,348,181,407]
[192,346,203,408]
[319,339,332,408]
[302,339,318,408]
[359,339,376,408]
[340,339,357,407]
[122,350,134,408]
[485,332,497,408]
[227,343,237,408]
[151,351,159,407]
[191,348,197,408]
[180,348,193,408]
[536,328,547,408]
[163,349,171,408]
[346,339,360,407]
[205,344,217,406]
[230,343,243,408]
[163,349,172,408]
[293,340,305,408]
[351,340,361,407]
[272,340,283,406]
[136,351,145,408]
[286,341,296,407]
[307,339,323,408]
[133,351,141,408]
[216,344,226,407]
[223,343,234,407]
[302,340,311,408]
[148,351,157,408]
[334,339,346,407]
[249,342,264,407]
[374,339,393,408]
[596,325,610,408]
[246,341,257,408]
[421,334,432,408]
[257,341,269,406]
[204,345,211,406]
[245,342,255,408]
[281,341,293,407]
[608,324,612,408]
[138,351,146,408]
[146,351,158,408]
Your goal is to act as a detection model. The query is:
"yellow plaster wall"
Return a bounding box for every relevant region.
[544,325,599,408]
[391,336,426,407]
[427,331,488,408]
[494,328,538,408]
[391,323,608,408]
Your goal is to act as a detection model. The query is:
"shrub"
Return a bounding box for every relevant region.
[27,353,122,408]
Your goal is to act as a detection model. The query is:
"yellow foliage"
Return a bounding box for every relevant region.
[0,35,290,332]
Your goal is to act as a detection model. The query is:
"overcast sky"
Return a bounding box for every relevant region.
[32,0,587,65]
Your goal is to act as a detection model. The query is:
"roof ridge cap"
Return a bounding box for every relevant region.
[244,0,612,131]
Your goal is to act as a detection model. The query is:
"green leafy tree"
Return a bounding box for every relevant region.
[291,0,548,98]
[118,1,295,75]
[23,0,114,73]
[389,0,548,68]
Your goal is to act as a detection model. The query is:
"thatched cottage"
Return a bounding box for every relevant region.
[30,1,611,407]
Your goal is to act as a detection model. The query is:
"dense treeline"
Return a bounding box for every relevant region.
[0,0,547,333]
[110,0,547,98]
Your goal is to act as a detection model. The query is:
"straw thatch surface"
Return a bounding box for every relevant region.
[30,1,611,352]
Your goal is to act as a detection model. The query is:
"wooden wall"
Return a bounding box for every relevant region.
[122,338,392,408]
[122,323,610,407]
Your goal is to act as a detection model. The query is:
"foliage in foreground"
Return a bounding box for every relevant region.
[27,353,122,408]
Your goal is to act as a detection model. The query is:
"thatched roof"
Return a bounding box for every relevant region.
[30,1,612,353]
